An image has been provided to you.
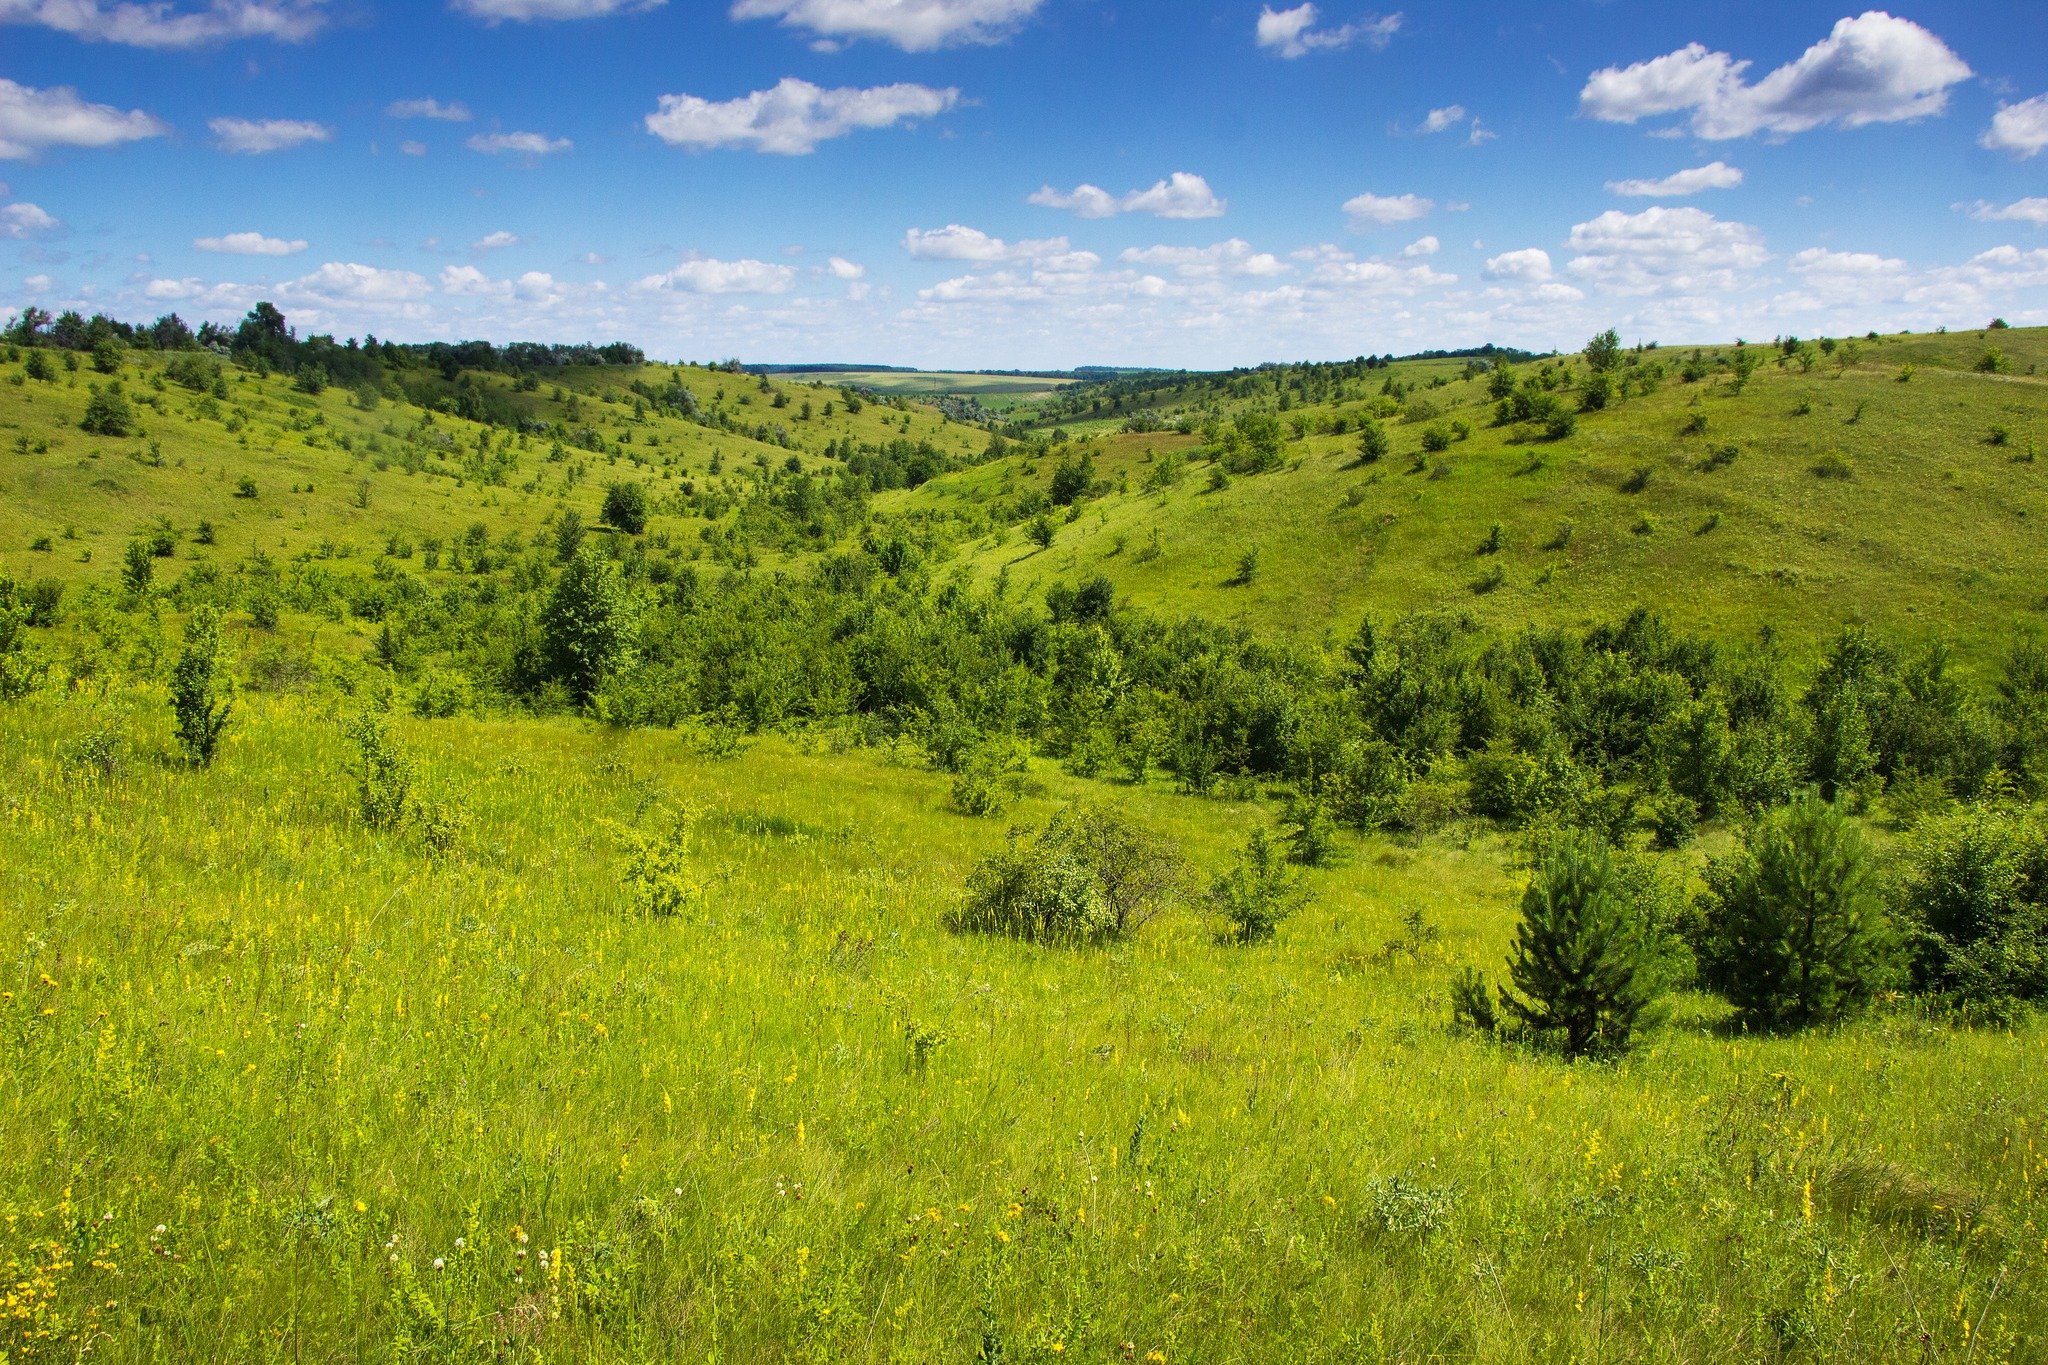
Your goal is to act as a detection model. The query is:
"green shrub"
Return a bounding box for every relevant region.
[170,605,234,767]
[344,710,413,830]
[541,546,638,705]
[0,574,48,701]
[80,382,135,437]
[1696,794,1894,1029]
[1493,829,1665,1057]
[953,804,1183,945]
[950,743,1027,817]
[616,814,704,917]
[602,481,649,535]
[1420,424,1453,454]
[1210,827,1307,944]
[1281,791,1339,866]
[1901,809,2048,1015]
[1355,419,1390,465]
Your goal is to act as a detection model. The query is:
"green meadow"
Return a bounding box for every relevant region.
[2,320,2047,1362]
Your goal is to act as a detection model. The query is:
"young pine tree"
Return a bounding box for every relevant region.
[540,545,638,705]
[1497,830,1663,1057]
[1697,793,1894,1030]
[170,605,234,767]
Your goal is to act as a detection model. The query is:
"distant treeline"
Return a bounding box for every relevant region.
[2,302,643,384]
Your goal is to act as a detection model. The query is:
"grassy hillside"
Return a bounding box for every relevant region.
[4,322,2048,1362]
[2,685,2041,1361]
[914,329,2048,662]
[0,353,987,586]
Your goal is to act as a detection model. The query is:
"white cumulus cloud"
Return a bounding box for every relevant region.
[826,256,865,280]
[1256,3,1400,59]
[1343,191,1432,228]
[646,78,956,155]
[1401,235,1439,258]
[472,230,520,251]
[467,131,571,156]
[1581,12,1971,139]
[1565,206,1769,295]
[1483,248,1554,281]
[210,117,331,154]
[386,98,471,122]
[903,224,1082,265]
[454,0,663,22]
[0,79,167,159]
[1606,161,1745,197]
[1119,239,1288,279]
[1982,94,2048,159]
[0,0,328,47]
[284,261,433,304]
[0,201,59,238]
[195,231,306,255]
[1419,105,1465,134]
[637,257,798,294]
[1030,171,1225,220]
[730,0,1043,51]
[1963,198,2048,227]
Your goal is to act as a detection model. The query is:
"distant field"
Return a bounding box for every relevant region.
[775,370,1081,398]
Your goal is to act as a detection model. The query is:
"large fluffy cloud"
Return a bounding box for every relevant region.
[0,0,327,47]
[1255,3,1400,59]
[730,0,1042,51]
[1029,172,1225,220]
[0,79,167,159]
[646,78,956,155]
[1581,12,1970,139]
[0,201,60,238]
[1982,94,2048,159]
[210,117,330,154]
[1565,206,1769,295]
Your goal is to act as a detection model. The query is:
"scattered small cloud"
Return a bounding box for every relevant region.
[473,230,521,251]
[1963,198,2048,227]
[826,256,865,280]
[1120,239,1288,279]
[1982,94,2048,159]
[399,140,428,156]
[386,98,472,122]
[637,256,798,294]
[1483,247,1554,281]
[1581,12,1971,139]
[1419,105,1464,134]
[1606,161,1745,197]
[195,231,307,255]
[1029,171,1225,220]
[0,201,60,238]
[1401,235,1439,258]
[904,224,1078,264]
[210,116,332,154]
[1343,191,1432,228]
[0,0,328,48]
[1256,3,1400,59]
[0,79,168,159]
[453,0,664,22]
[730,0,1044,52]
[467,131,572,156]
[646,78,956,155]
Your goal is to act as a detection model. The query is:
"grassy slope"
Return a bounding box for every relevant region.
[2,687,2041,1361]
[915,330,2048,662]
[0,357,985,586]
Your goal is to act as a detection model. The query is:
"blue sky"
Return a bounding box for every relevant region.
[1,0,2044,368]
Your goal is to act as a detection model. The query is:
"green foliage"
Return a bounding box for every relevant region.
[616,813,705,917]
[954,803,1183,945]
[1496,829,1665,1057]
[169,605,234,767]
[540,546,638,705]
[1047,449,1096,506]
[80,382,135,437]
[1355,418,1390,464]
[344,709,414,830]
[1900,808,2048,1015]
[602,480,649,535]
[1583,329,1623,374]
[1211,826,1308,943]
[1697,794,1893,1030]
[1027,513,1056,550]
[0,573,47,700]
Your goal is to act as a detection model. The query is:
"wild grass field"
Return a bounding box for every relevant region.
[3,316,2047,1362]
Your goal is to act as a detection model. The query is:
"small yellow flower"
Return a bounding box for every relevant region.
[1321,1194,1337,1208]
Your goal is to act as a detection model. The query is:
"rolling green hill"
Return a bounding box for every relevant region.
[905,327,2048,662]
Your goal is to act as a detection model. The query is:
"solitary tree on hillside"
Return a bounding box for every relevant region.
[1584,329,1623,373]
[541,546,638,705]
[170,606,234,767]
[602,481,649,536]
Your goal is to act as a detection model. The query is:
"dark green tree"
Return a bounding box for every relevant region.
[1584,328,1623,373]
[170,605,234,767]
[540,546,638,705]
[81,382,135,437]
[1698,794,1893,1029]
[1355,419,1390,464]
[1497,830,1663,1056]
[601,481,649,535]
